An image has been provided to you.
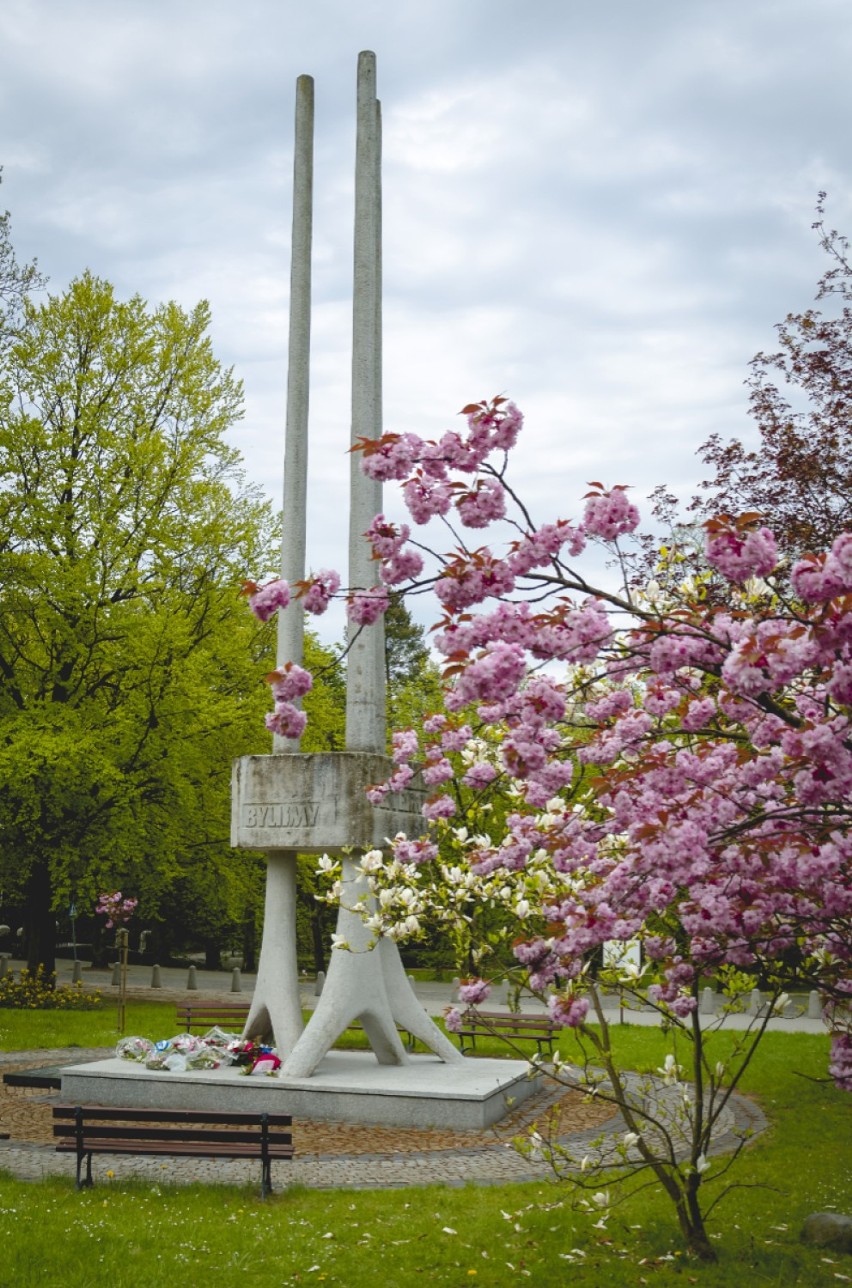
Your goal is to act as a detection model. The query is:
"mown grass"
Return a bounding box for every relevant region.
[0,1011,849,1284]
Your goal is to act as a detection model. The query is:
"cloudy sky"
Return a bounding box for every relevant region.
[2,0,851,629]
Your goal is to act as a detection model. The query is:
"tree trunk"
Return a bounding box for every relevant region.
[677,1189,717,1263]
[204,940,222,971]
[24,856,56,977]
[310,907,327,976]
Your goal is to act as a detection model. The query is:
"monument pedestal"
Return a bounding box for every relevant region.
[60,1052,540,1131]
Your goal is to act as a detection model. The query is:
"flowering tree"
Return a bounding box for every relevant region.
[246,389,850,1258]
[94,892,138,929]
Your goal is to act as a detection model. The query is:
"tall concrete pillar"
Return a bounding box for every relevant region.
[242,73,314,1049]
[279,53,461,1077]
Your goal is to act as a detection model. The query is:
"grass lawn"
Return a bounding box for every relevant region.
[0,1005,849,1285]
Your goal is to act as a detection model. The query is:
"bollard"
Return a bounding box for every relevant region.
[700,987,716,1016]
[231,967,242,993]
[110,962,120,986]
[451,976,460,1001]
[151,964,162,988]
[71,960,83,984]
[808,990,822,1020]
[187,964,198,991]
[748,987,763,1016]
[0,955,8,979]
[314,970,325,997]
[407,974,416,989]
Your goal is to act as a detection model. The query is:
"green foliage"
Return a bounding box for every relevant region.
[0,270,277,970]
[0,965,102,1010]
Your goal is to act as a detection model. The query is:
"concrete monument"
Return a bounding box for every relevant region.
[231,51,462,1075]
[61,55,538,1129]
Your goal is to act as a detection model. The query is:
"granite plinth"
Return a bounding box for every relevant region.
[60,1052,539,1130]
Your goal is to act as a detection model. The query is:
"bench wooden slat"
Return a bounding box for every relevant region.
[176,1005,251,1033]
[52,1104,291,1126]
[53,1125,292,1146]
[455,1009,561,1056]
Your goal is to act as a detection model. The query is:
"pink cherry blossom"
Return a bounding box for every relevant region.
[347,586,390,626]
[456,478,506,528]
[583,486,640,540]
[458,977,491,1005]
[705,525,778,582]
[265,703,307,740]
[268,663,313,703]
[301,569,340,615]
[248,578,290,622]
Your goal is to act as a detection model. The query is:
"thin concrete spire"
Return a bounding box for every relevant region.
[242,73,315,1050]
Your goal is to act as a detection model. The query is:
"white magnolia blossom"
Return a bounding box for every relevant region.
[657,1054,681,1085]
[359,849,385,873]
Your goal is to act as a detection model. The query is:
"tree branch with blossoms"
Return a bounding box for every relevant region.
[244,392,850,1260]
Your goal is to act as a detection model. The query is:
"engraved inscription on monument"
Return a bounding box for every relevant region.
[243,803,321,829]
[231,751,425,853]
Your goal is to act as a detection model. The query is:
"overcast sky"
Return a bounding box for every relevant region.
[2,0,851,631]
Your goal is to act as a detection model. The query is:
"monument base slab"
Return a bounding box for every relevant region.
[60,1051,540,1131]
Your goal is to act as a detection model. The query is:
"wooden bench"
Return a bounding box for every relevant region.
[176,1003,417,1051]
[177,1003,251,1033]
[53,1104,293,1198]
[455,1009,561,1056]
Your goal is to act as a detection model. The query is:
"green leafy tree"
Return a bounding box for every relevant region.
[0,272,276,973]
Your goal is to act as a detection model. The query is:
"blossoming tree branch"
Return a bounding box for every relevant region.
[245,391,850,1253]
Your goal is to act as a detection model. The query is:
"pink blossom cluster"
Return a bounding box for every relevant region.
[829,1032,852,1091]
[791,533,852,602]
[359,432,423,482]
[705,523,778,582]
[263,662,313,743]
[268,663,313,703]
[434,553,516,612]
[265,704,307,740]
[247,578,290,622]
[301,569,340,615]
[583,486,640,540]
[95,892,138,928]
[508,522,586,573]
[548,992,590,1028]
[458,977,491,1005]
[456,478,507,528]
[366,515,424,584]
[347,586,390,626]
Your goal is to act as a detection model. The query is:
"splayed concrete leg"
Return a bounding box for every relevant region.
[243,852,303,1047]
[282,857,407,1076]
[281,855,462,1077]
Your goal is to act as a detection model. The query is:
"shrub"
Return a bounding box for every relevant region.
[0,965,103,1010]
